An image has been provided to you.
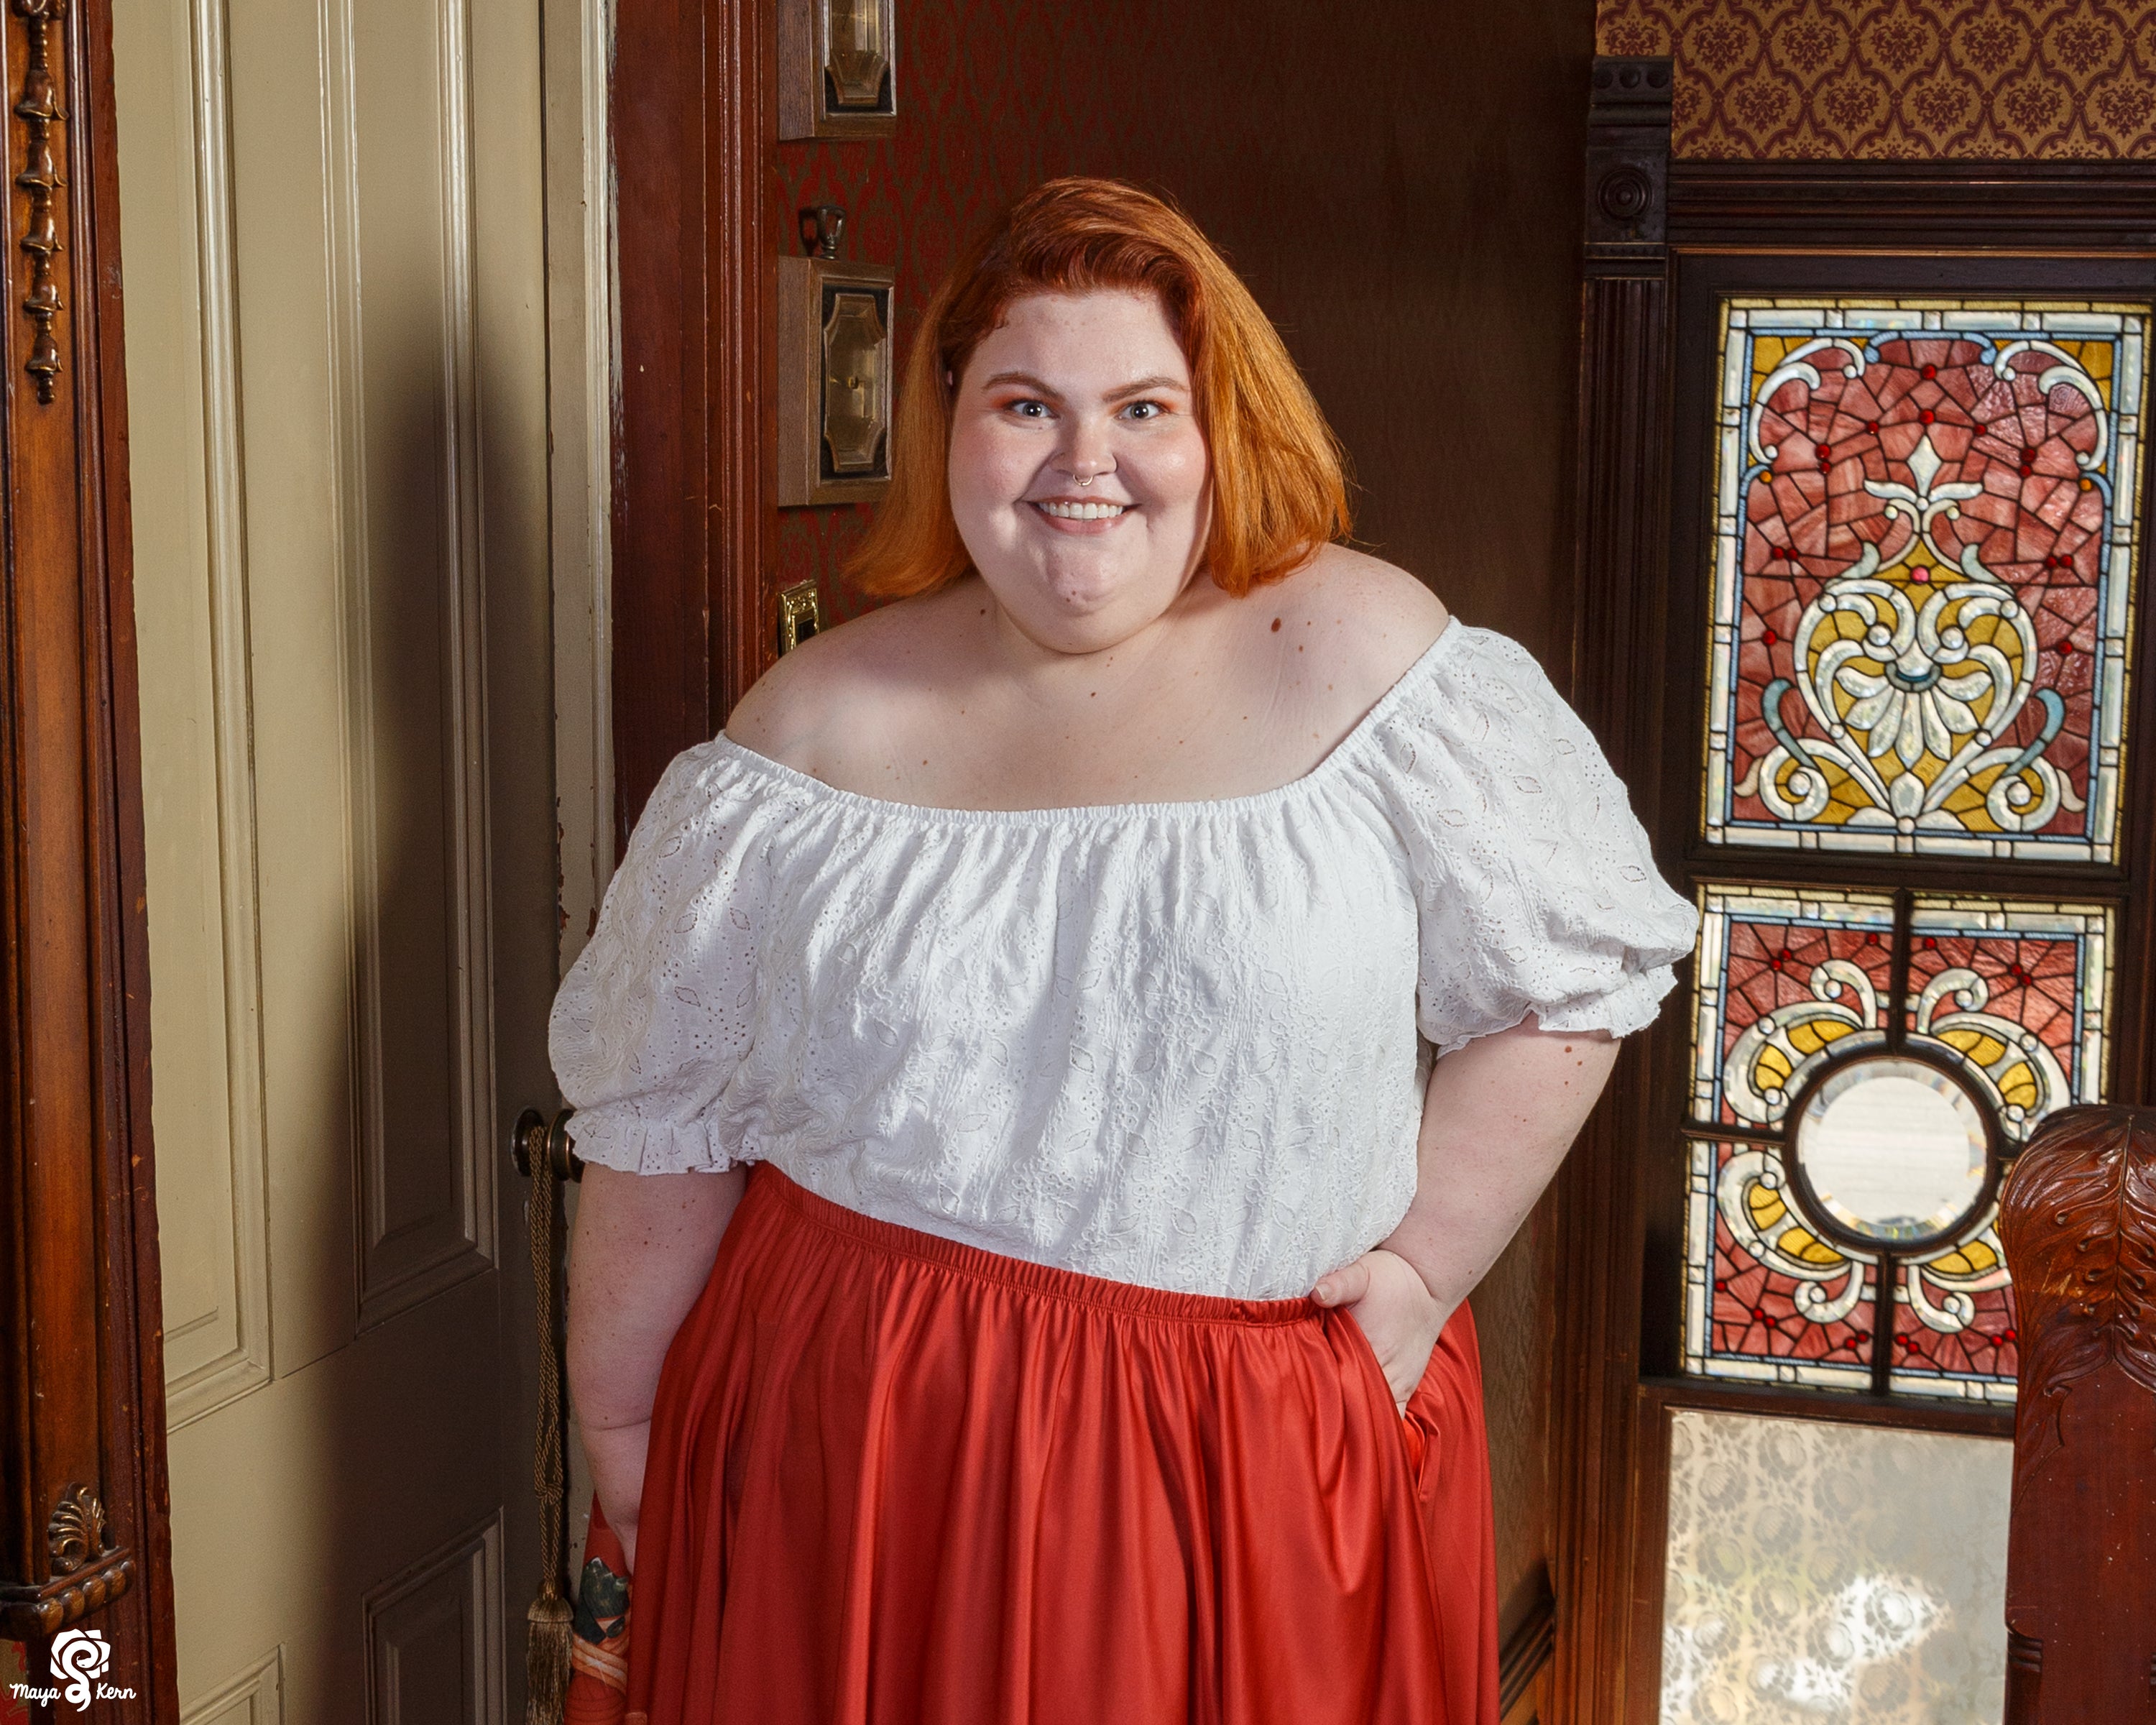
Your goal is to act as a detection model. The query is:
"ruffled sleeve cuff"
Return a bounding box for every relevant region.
[566,1105,745,1177]
[1534,962,1684,1044]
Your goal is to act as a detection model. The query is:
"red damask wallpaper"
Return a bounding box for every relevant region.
[1597,0,2156,156]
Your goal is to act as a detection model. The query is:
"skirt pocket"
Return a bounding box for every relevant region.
[1329,1305,1439,1494]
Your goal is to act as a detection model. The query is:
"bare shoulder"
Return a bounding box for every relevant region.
[1263,544,1451,699]
[723,589,957,774]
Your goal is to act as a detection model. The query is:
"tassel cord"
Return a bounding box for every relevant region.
[525,1126,572,1724]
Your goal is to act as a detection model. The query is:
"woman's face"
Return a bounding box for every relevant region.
[947,289,1211,656]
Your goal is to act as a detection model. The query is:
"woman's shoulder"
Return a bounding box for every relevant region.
[723,586,962,777]
[1265,545,1452,718]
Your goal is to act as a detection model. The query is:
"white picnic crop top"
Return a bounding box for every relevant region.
[548,623,1699,1299]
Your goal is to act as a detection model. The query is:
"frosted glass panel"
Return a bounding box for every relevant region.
[1660,1409,2009,1724]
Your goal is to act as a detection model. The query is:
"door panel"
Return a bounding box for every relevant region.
[119,0,271,1432]
[114,0,554,1708]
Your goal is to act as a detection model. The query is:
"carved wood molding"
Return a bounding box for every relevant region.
[48,1481,103,1573]
[0,1483,134,1637]
[12,0,64,404]
[1583,57,1670,277]
[1999,1105,2156,1493]
[0,0,178,1701]
[0,1551,136,1639]
[1668,160,2156,252]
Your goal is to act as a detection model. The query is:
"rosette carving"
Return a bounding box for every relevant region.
[47,1482,106,1576]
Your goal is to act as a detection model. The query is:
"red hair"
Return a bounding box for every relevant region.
[847,178,1350,600]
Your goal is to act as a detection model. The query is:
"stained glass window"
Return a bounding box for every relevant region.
[1705,300,2147,861]
[1682,885,2111,1401]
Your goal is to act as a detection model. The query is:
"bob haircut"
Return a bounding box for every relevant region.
[847,178,1351,600]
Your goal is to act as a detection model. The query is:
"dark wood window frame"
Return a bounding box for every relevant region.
[1556,59,2156,1723]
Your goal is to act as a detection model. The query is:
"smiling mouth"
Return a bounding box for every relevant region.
[1035,500,1128,520]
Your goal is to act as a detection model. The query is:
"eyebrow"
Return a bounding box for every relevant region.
[978,370,1191,400]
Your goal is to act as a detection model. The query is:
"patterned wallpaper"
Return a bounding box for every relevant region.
[1595,0,2156,157]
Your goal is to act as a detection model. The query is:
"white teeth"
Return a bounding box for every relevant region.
[1038,500,1126,520]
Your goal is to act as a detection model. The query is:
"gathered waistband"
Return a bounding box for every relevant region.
[751,1162,1324,1329]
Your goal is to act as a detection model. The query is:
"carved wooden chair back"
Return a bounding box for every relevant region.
[1998,1103,2156,1722]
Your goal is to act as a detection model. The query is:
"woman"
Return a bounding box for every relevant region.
[554,178,1697,1725]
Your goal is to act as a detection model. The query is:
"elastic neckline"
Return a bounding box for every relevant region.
[711,617,1468,829]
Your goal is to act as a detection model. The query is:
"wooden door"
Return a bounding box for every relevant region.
[111,0,561,1711]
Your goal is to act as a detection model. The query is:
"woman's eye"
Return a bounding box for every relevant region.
[1123,401,1164,421]
[1006,400,1051,419]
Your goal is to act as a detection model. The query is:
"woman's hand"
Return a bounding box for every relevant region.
[1312,1247,1448,1411]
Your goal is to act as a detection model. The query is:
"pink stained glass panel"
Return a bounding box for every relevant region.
[1892,1257,2019,1399]
[1685,1140,1876,1389]
[1705,303,2145,862]
[1691,888,1896,1131]
[1904,898,2112,1143]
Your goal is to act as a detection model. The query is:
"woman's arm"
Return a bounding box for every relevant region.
[568,1164,747,1569]
[1313,1018,1621,1405]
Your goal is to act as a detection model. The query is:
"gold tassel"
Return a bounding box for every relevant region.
[520,1113,579,1724]
[526,1586,573,1725]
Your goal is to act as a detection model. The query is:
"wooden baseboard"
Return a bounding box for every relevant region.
[1499,1581,1558,1725]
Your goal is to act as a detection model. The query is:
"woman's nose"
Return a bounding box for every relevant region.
[1056,421,1116,487]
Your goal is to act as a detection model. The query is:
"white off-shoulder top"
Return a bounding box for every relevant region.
[548,623,1698,1299]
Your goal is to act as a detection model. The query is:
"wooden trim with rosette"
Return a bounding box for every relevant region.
[1550,54,1677,1724]
[0,0,178,1705]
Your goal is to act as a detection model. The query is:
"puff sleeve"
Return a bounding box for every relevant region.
[547,742,770,1174]
[1378,627,1699,1057]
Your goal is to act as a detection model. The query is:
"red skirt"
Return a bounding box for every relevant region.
[625,1163,1498,1725]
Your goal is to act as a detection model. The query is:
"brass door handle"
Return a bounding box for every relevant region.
[510,1106,583,1182]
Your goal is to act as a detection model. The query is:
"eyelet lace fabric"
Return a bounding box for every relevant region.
[548,624,1700,1298]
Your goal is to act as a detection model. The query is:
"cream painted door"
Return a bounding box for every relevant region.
[111,0,573,1713]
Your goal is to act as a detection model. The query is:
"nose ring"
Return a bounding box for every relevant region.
[1078,474,1095,487]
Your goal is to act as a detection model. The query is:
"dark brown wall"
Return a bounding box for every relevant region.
[771,0,1597,1635]
[1074,9,1597,1634]
[1086,3,1597,668]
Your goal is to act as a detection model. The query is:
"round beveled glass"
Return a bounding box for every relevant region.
[1790,1055,1991,1246]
